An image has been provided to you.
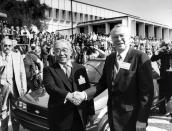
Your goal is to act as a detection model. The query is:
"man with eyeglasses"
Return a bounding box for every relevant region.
[43,39,94,131]
[75,24,154,131]
[0,38,27,131]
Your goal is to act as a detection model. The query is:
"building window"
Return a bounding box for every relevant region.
[68,11,71,21]
[95,16,98,20]
[90,15,93,21]
[62,10,65,20]
[85,14,88,21]
[56,9,59,19]
[49,8,52,18]
[74,12,77,22]
[80,13,83,22]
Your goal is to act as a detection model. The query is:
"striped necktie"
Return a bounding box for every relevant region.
[63,65,71,78]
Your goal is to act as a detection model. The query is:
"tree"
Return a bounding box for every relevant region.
[0,0,49,30]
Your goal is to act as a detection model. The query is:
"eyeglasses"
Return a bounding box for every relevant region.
[54,48,69,54]
[3,44,12,48]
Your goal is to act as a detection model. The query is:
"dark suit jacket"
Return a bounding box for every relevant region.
[151,50,172,77]
[43,62,94,130]
[86,48,154,131]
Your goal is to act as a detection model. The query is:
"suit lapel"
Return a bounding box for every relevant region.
[113,48,132,84]
[71,63,77,91]
[54,63,72,92]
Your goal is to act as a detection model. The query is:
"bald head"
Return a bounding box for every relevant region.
[1,38,13,54]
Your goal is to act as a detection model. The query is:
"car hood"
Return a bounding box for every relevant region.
[20,88,49,109]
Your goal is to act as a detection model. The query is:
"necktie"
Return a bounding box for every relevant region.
[5,54,9,62]
[63,65,71,78]
[116,54,122,70]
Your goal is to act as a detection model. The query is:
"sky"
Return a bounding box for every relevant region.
[79,0,172,28]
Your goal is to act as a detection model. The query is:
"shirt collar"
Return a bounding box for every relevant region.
[117,46,129,61]
[59,60,73,69]
[2,52,12,58]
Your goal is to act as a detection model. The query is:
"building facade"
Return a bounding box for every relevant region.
[41,0,131,33]
[77,16,172,42]
[41,0,172,42]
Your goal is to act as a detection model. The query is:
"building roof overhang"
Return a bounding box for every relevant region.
[77,15,172,29]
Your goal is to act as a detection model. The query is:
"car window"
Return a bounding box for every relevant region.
[84,60,105,84]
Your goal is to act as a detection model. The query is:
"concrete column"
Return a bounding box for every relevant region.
[88,15,91,21]
[105,23,110,34]
[148,25,154,38]
[52,8,56,19]
[59,9,63,20]
[163,28,169,42]
[73,12,76,22]
[76,13,80,22]
[169,29,172,41]
[88,25,93,33]
[92,16,95,20]
[122,18,128,26]
[83,14,86,22]
[65,11,69,21]
[156,27,162,40]
[138,23,145,38]
[130,20,136,37]
[76,27,80,34]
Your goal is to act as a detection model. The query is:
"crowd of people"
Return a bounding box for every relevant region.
[2,24,172,66]
[0,24,172,131]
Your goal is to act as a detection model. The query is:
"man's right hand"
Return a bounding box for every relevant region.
[65,92,83,105]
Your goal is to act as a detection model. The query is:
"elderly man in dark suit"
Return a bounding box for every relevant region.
[75,24,154,131]
[43,39,94,131]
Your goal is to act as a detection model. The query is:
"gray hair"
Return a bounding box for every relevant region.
[1,38,12,46]
[54,39,72,50]
[110,24,129,36]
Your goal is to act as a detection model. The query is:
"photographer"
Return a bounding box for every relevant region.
[151,42,172,114]
[20,26,30,44]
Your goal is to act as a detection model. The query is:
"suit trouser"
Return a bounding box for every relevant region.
[1,113,20,131]
[50,110,85,131]
[0,84,20,131]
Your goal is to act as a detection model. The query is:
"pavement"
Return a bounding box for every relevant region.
[0,115,171,131]
[147,115,172,131]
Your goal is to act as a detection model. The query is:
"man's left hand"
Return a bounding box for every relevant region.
[136,121,146,131]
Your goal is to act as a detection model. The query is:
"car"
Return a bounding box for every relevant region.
[11,58,110,131]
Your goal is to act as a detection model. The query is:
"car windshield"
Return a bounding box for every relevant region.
[84,59,105,84]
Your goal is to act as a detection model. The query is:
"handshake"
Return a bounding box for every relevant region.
[64,91,87,105]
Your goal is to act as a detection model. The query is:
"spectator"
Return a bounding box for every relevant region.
[151,42,172,114]
[24,44,43,91]
[0,38,27,131]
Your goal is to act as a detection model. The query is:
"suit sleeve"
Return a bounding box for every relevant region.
[43,67,68,98]
[137,58,154,123]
